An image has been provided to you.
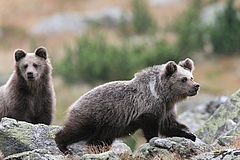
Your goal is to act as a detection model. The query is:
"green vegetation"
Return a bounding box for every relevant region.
[56,0,179,83]
[208,0,240,54]
[57,0,240,84]
[56,32,178,83]
[173,0,240,55]
[131,0,157,35]
[172,0,204,55]
[119,0,157,36]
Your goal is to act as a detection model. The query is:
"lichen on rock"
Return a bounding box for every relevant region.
[0,117,131,159]
[195,89,240,144]
[0,117,85,157]
[134,137,211,159]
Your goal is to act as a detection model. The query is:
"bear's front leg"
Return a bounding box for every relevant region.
[36,102,53,125]
[166,122,196,141]
[138,114,159,142]
[159,114,196,141]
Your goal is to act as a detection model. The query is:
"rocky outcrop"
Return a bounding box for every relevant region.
[191,149,240,160]
[3,149,65,160]
[0,118,131,159]
[178,95,228,132]
[134,137,211,159]
[0,118,84,158]
[195,89,240,144]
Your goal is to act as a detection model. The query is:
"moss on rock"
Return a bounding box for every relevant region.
[195,89,240,144]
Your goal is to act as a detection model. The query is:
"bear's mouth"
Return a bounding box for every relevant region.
[188,84,200,96]
[188,88,199,96]
[27,72,36,81]
[189,91,198,96]
[27,77,35,81]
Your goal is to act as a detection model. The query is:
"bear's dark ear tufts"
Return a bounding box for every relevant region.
[165,61,177,77]
[35,47,47,59]
[178,58,194,72]
[15,49,26,62]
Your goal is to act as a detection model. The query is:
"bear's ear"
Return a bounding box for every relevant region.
[14,49,26,62]
[35,47,47,59]
[164,61,177,77]
[178,58,194,72]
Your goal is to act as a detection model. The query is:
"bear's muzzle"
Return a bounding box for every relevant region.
[27,72,35,80]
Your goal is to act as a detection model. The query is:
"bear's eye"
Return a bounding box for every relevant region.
[24,64,28,69]
[33,63,38,68]
[181,77,188,83]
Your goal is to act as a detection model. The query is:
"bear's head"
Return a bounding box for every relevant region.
[14,47,50,82]
[162,58,200,101]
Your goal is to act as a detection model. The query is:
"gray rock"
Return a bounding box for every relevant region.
[111,139,132,155]
[200,2,225,25]
[217,136,235,146]
[31,12,86,35]
[195,89,240,144]
[206,96,228,115]
[178,104,211,133]
[134,137,211,159]
[31,8,131,35]
[0,118,131,159]
[191,149,240,160]
[178,96,228,133]
[4,149,65,160]
[0,117,84,157]
[81,151,121,160]
[149,0,181,6]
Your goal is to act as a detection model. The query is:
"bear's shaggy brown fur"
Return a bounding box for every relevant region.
[55,58,200,155]
[0,47,55,125]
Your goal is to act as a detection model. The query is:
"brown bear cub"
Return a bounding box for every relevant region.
[55,58,200,155]
[0,47,56,125]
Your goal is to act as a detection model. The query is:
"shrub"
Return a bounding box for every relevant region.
[57,33,142,83]
[131,0,157,34]
[208,0,240,54]
[56,33,179,84]
[172,0,204,56]
[119,0,157,36]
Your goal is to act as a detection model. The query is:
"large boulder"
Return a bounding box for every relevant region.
[195,89,240,144]
[178,95,228,133]
[0,118,85,157]
[190,149,240,160]
[4,149,65,160]
[134,137,211,159]
[0,118,131,159]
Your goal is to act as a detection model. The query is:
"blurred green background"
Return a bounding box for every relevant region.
[0,0,240,151]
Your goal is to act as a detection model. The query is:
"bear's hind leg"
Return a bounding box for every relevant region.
[55,125,95,155]
[55,129,76,155]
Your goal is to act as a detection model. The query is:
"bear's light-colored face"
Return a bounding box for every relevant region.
[14,47,48,82]
[170,65,199,97]
[163,58,200,100]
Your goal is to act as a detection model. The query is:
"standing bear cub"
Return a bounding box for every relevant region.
[0,47,56,125]
[55,58,200,155]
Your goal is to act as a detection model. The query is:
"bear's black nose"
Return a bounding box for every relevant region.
[194,83,200,90]
[27,72,34,78]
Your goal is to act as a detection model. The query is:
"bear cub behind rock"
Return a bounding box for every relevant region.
[0,47,56,125]
[55,58,200,155]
